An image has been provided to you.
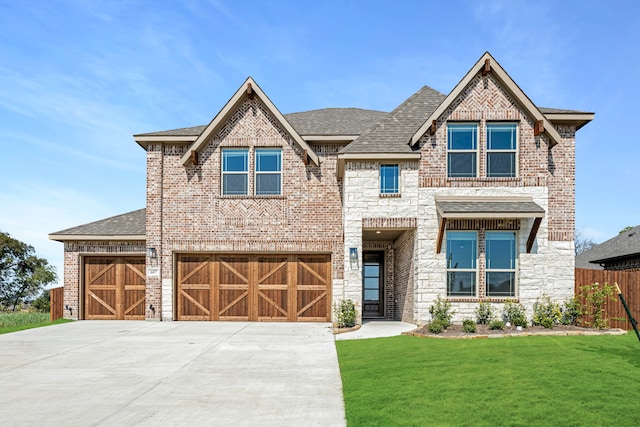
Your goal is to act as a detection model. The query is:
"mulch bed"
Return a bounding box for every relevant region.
[407,324,627,339]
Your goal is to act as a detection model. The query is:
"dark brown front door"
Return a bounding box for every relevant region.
[363,252,384,318]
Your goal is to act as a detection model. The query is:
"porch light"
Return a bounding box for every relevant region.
[147,247,157,259]
[376,231,381,234]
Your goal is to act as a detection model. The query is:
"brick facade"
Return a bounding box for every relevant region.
[62,241,146,320]
[149,98,344,320]
[54,53,589,325]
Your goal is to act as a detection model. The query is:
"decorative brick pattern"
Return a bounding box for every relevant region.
[362,217,417,229]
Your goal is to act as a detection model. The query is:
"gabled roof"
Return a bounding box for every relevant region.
[410,52,564,147]
[49,209,146,241]
[178,77,319,166]
[578,225,640,266]
[339,86,446,155]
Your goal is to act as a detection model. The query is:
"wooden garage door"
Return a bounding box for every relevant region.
[177,254,331,322]
[84,257,146,320]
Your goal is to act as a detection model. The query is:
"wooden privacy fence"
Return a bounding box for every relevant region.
[575,268,640,330]
[50,287,64,321]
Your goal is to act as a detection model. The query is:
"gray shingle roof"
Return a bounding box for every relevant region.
[339,86,447,154]
[50,209,146,239]
[285,108,388,135]
[539,107,594,114]
[135,108,388,138]
[436,200,545,216]
[577,225,640,266]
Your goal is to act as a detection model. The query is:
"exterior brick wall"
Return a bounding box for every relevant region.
[148,98,344,320]
[62,241,146,320]
[393,229,415,321]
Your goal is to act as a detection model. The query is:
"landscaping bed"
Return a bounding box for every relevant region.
[408,323,627,338]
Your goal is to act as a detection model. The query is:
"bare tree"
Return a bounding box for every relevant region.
[575,229,596,255]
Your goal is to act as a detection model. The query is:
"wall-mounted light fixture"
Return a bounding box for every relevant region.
[147,247,157,259]
[149,304,155,314]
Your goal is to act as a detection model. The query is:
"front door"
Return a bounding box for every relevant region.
[362,252,384,318]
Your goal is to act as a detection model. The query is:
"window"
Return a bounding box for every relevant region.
[222,149,248,195]
[380,164,399,194]
[487,123,517,177]
[446,231,477,297]
[486,232,516,297]
[447,123,478,178]
[255,149,282,195]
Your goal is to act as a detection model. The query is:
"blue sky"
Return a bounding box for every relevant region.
[1,0,639,285]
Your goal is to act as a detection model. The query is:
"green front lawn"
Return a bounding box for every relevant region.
[0,312,72,334]
[336,334,640,426]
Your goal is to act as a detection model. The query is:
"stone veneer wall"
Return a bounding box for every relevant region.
[146,98,344,320]
[62,241,146,320]
[342,161,419,323]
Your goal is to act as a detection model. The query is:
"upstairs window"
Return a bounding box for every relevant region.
[446,231,477,297]
[255,149,282,196]
[447,123,478,178]
[487,123,517,177]
[380,164,399,194]
[485,232,517,297]
[222,149,248,195]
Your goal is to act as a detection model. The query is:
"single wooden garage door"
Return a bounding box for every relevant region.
[84,257,146,320]
[176,254,331,321]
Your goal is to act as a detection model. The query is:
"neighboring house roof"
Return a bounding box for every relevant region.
[410,52,565,147]
[339,86,446,155]
[49,209,146,241]
[178,77,319,166]
[577,225,640,267]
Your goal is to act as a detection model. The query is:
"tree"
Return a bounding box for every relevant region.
[619,226,633,234]
[0,232,57,311]
[575,229,596,255]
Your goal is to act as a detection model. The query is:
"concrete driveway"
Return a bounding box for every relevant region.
[0,321,345,426]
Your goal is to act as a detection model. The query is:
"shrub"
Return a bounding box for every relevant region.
[428,319,447,334]
[334,299,357,328]
[462,319,476,333]
[429,295,454,328]
[475,299,493,325]
[561,297,582,326]
[488,320,505,330]
[578,282,616,329]
[532,295,562,329]
[502,299,527,328]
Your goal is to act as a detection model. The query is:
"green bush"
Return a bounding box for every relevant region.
[488,320,505,330]
[428,319,447,334]
[578,283,616,329]
[502,299,527,328]
[462,319,476,333]
[561,297,582,326]
[334,299,357,328]
[532,295,562,329]
[429,295,454,327]
[31,289,51,312]
[475,299,493,325]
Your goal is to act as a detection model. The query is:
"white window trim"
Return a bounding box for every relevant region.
[254,148,282,196]
[221,148,249,196]
[485,231,518,298]
[486,122,519,178]
[379,164,400,195]
[447,122,479,178]
[446,231,478,298]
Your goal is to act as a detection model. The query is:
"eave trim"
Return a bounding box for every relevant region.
[410,52,562,147]
[48,234,146,242]
[179,77,319,166]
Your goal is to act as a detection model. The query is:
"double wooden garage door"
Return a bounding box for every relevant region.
[177,254,331,321]
[84,257,146,320]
